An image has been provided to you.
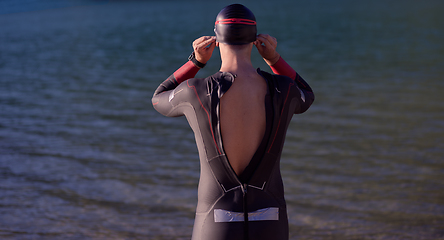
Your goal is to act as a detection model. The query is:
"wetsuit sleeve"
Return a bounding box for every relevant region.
[151,60,200,116]
[270,56,315,113]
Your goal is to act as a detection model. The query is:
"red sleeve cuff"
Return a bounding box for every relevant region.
[173,61,200,84]
[269,56,297,80]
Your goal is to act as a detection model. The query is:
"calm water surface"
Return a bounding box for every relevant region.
[1,0,443,239]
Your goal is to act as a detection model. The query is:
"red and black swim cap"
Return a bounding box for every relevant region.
[214,4,257,45]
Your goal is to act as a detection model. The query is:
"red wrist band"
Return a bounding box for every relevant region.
[270,57,297,80]
[173,61,200,84]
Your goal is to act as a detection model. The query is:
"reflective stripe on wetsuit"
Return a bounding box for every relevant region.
[152,60,314,240]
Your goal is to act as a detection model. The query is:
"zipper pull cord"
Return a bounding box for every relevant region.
[242,184,249,240]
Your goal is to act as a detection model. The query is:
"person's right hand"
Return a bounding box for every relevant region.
[192,36,217,64]
[254,34,281,66]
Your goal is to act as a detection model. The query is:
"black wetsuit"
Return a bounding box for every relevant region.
[152,62,314,240]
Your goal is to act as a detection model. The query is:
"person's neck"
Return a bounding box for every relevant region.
[219,44,256,75]
[219,59,255,74]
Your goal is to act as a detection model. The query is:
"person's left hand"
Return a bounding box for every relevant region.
[192,36,217,64]
[254,34,280,66]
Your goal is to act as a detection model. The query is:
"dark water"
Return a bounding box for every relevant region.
[1,0,444,239]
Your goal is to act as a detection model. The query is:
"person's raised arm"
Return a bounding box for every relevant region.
[152,36,216,116]
[153,36,216,97]
[254,34,314,112]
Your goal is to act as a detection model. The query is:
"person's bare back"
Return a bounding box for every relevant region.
[220,71,268,176]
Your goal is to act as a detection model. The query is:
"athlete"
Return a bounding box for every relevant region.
[152,4,314,240]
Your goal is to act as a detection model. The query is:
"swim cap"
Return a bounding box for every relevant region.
[214,4,257,45]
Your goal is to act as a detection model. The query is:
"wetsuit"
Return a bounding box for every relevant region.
[152,57,314,240]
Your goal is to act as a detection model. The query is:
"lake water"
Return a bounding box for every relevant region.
[1,0,443,239]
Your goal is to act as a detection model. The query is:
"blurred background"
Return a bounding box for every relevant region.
[1,0,443,239]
